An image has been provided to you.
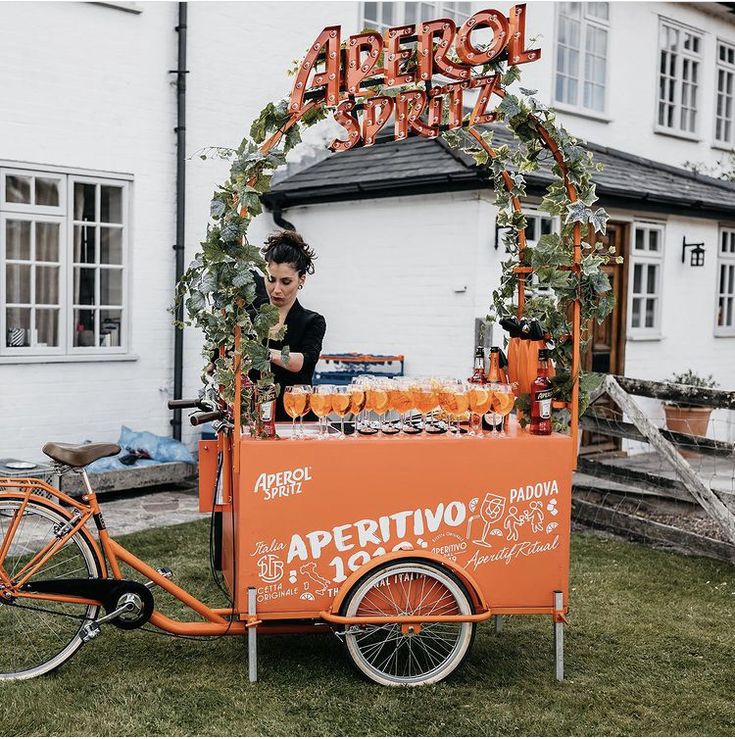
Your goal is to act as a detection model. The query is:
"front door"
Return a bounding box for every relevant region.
[580,222,628,455]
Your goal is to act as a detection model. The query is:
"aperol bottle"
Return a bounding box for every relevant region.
[529,348,553,436]
[468,345,486,385]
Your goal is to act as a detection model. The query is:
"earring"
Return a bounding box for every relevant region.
[298,284,303,290]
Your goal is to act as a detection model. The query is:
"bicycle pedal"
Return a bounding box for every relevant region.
[144,568,173,589]
[80,621,101,643]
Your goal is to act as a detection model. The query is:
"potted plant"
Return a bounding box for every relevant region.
[663,370,718,440]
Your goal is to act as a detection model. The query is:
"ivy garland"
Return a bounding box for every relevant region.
[177,58,618,431]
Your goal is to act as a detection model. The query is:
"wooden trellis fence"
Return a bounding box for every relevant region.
[574,375,735,563]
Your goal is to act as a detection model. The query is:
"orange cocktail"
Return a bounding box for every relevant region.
[489,383,515,436]
[468,385,492,435]
[284,385,312,439]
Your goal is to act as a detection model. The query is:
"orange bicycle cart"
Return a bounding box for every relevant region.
[0,6,584,686]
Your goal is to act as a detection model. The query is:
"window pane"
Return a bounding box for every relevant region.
[35,266,59,305]
[6,220,31,260]
[635,229,644,250]
[645,298,656,327]
[100,227,122,264]
[74,183,96,222]
[100,268,122,306]
[100,186,123,224]
[73,309,96,347]
[6,308,30,347]
[35,178,60,207]
[6,264,31,303]
[6,175,31,204]
[631,297,641,327]
[526,217,537,241]
[74,267,96,305]
[646,264,657,294]
[100,310,122,347]
[586,2,608,20]
[74,225,96,263]
[633,264,642,293]
[648,230,659,251]
[541,218,553,235]
[364,1,378,22]
[36,308,59,347]
[36,222,59,262]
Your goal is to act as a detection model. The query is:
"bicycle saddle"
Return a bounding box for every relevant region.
[42,442,121,468]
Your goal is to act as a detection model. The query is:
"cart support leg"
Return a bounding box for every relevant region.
[494,615,504,633]
[248,587,257,683]
[553,590,564,682]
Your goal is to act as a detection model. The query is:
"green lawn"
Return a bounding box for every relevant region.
[2,519,734,736]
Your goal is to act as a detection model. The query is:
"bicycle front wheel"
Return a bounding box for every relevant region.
[0,496,102,680]
[341,559,475,686]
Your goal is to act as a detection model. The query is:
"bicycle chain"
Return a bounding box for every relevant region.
[0,597,95,623]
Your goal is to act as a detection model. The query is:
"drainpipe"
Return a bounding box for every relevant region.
[171,2,187,440]
[272,204,296,231]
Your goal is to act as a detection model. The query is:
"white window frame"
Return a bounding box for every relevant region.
[655,17,703,139]
[715,226,735,337]
[714,39,735,149]
[553,2,610,118]
[360,2,472,34]
[628,222,665,339]
[522,210,561,297]
[1,165,131,358]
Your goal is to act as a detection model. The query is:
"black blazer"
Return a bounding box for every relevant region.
[269,299,327,421]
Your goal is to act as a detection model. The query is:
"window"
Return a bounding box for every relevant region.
[1,167,129,356]
[629,224,664,336]
[715,40,735,147]
[554,2,609,113]
[361,2,471,33]
[716,227,735,335]
[657,20,703,135]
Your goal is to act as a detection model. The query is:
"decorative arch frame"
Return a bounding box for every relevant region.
[178,7,614,488]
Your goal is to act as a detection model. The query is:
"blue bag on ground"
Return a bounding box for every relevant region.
[86,426,195,473]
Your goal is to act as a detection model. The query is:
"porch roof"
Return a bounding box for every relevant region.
[263,126,735,222]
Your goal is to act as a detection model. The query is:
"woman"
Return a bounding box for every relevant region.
[261,230,326,421]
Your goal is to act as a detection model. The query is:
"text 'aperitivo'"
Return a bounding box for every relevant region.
[288,4,540,150]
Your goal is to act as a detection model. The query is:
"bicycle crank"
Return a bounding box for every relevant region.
[20,578,154,630]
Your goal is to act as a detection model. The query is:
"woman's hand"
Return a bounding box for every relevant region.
[270,348,305,373]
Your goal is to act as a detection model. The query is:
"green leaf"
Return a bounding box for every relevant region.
[499,95,521,120]
[210,199,226,218]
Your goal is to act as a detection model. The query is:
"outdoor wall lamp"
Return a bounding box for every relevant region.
[682,237,706,267]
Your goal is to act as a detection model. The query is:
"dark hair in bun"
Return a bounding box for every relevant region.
[262,230,316,276]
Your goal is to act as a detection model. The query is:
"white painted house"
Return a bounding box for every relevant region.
[1,1,735,462]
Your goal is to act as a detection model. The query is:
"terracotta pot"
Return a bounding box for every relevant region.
[663,405,712,458]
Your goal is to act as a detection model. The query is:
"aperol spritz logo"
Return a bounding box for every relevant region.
[288,5,540,150]
[253,466,312,501]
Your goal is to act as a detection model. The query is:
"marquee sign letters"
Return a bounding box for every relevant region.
[288,4,540,151]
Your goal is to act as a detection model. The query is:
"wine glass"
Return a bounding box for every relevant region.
[438,381,460,436]
[368,380,390,436]
[468,385,492,436]
[283,385,301,439]
[359,377,379,435]
[297,385,313,439]
[416,380,439,433]
[330,386,352,438]
[454,382,470,435]
[349,381,366,434]
[311,384,333,440]
[490,382,515,437]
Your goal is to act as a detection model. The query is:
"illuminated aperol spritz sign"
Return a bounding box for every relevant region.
[288,4,540,151]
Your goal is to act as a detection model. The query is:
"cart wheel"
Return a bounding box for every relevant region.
[340,559,475,686]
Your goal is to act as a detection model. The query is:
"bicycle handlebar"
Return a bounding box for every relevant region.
[189,411,223,426]
[168,398,207,411]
